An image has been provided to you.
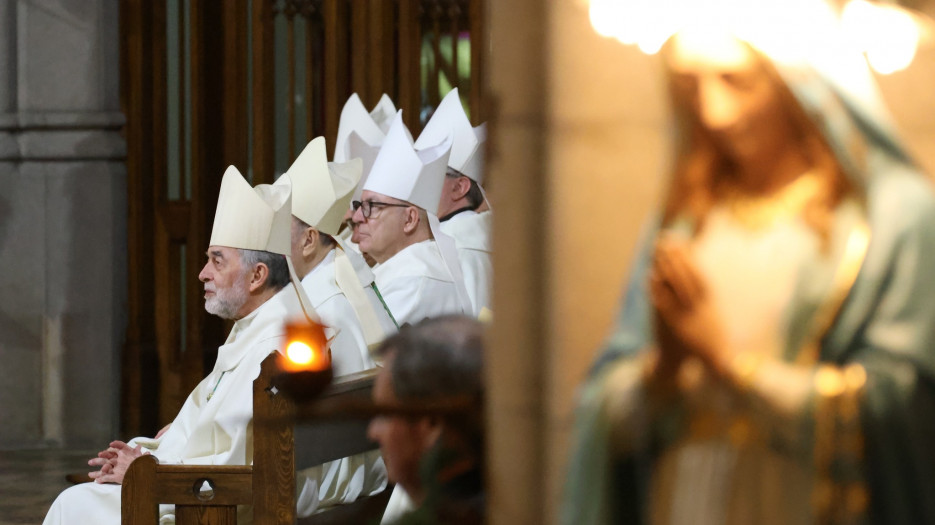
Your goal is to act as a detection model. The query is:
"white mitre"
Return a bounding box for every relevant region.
[279,138,389,346]
[364,111,473,314]
[210,165,293,255]
[414,88,487,184]
[335,93,405,201]
[363,110,450,214]
[279,136,361,236]
[345,132,382,202]
[209,165,321,323]
[370,93,396,134]
[334,93,392,163]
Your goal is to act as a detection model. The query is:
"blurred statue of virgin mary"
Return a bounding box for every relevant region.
[563,4,935,525]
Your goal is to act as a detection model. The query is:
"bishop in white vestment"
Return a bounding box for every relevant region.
[416,88,493,317]
[352,111,472,326]
[276,136,399,515]
[44,166,315,524]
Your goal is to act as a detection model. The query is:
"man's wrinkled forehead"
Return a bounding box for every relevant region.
[360,189,406,206]
[206,245,242,262]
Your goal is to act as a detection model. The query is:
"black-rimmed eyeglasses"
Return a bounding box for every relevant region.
[352,200,410,219]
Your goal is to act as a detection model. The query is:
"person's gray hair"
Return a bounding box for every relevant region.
[446,168,485,210]
[377,315,484,402]
[293,216,337,248]
[238,248,290,292]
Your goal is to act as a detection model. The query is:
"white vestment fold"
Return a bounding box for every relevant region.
[301,249,396,375]
[294,248,397,517]
[44,286,300,524]
[372,240,466,326]
[439,209,492,316]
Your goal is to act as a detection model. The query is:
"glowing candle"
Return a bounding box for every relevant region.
[279,320,331,373]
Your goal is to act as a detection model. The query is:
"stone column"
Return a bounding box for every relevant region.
[0,0,126,449]
[488,2,935,524]
[487,0,666,523]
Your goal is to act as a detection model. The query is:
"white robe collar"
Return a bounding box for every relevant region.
[302,250,341,307]
[439,209,492,253]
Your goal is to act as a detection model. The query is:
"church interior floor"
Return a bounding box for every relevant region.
[0,449,97,524]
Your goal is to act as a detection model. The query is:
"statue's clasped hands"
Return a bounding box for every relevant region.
[649,236,731,380]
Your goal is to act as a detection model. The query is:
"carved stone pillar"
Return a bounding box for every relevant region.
[0,0,126,449]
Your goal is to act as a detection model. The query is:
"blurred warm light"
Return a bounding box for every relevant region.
[841,0,920,74]
[587,0,835,57]
[281,320,330,372]
[587,0,681,53]
[587,0,929,74]
[287,341,315,365]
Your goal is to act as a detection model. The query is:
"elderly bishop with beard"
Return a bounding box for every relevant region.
[43,166,314,524]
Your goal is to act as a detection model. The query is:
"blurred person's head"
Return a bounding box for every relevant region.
[367,315,484,506]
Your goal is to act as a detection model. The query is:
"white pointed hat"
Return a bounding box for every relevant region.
[210,166,292,255]
[363,110,452,215]
[347,122,416,202]
[209,166,324,324]
[370,93,397,134]
[334,93,393,163]
[278,137,361,236]
[414,88,487,184]
[346,131,382,202]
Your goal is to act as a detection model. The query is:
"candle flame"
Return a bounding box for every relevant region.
[286,341,316,366]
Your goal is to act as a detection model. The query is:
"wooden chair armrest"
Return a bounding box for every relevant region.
[122,455,254,525]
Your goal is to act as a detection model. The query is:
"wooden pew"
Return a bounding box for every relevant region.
[121,353,389,524]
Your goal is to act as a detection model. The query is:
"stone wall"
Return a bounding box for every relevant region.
[0,0,125,449]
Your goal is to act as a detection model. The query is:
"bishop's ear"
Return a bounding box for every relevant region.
[247,262,270,292]
[302,228,320,257]
[454,176,472,200]
[402,206,421,234]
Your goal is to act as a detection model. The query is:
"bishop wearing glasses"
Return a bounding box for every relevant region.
[350,111,473,326]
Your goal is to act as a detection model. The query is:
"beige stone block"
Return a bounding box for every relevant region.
[903,130,935,176]
[876,44,935,135]
[486,403,545,525]
[487,118,549,525]
[488,1,547,121]
[488,119,547,395]
[548,0,668,127]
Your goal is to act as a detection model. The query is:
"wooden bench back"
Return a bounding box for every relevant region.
[121,352,382,525]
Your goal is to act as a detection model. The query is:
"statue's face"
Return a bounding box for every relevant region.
[668,32,799,171]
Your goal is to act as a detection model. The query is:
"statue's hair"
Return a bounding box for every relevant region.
[660,39,855,249]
